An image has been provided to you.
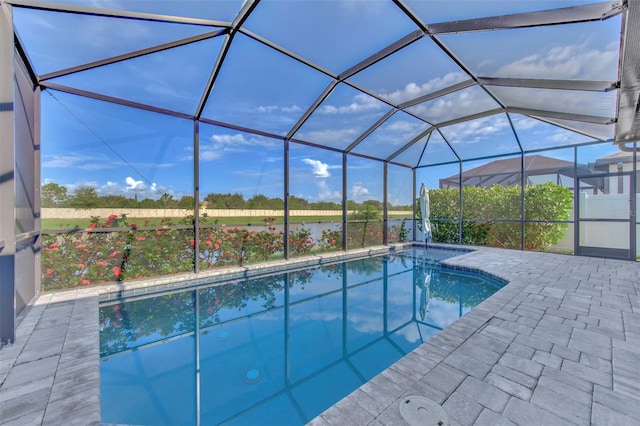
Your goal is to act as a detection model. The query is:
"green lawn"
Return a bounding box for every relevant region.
[42,214,411,230]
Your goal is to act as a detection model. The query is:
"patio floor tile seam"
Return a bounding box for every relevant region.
[0,290,101,426]
[0,295,66,425]
[315,248,640,425]
[317,250,535,424]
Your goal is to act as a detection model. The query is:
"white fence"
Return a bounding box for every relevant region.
[552,193,639,252]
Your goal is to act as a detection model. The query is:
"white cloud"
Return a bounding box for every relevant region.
[282,105,304,113]
[254,104,303,114]
[441,115,510,145]
[409,87,499,124]
[302,158,331,178]
[65,180,99,194]
[545,131,585,145]
[255,105,279,113]
[318,93,385,115]
[512,116,539,131]
[295,127,360,146]
[298,158,342,201]
[317,180,341,201]
[351,183,370,198]
[494,41,618,81]
[125,176,144,190]
[379,72,467,104]
[198,132,281,161]
[95,178,170,200]
[42,154,117,171]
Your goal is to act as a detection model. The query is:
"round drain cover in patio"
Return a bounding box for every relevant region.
[399,395,449,426]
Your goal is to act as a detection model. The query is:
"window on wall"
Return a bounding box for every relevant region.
[198,123,285,267]
[346,156,383,249]
[40,90,195,289]
[289,143,343,256]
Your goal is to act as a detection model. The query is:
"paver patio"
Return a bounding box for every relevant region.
[1,245,638,425]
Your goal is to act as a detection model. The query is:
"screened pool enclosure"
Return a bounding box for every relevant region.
[1,0,639,344]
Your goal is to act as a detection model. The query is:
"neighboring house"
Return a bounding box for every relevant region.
[593,151,639,194]
[439,155,604,193]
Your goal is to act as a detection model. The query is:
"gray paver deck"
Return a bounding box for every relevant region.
[314,246,640,425]
[0,245,638,425]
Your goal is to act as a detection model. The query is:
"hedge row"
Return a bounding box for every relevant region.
[423,183,573,250]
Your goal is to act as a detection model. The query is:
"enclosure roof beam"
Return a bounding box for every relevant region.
[345,109,397,153]
[428,1,625,34]
[339,29,424,81]
[39,29,228,81]
[506,107,615,125]
[43,82,194,120]
[386,125,435,163]
[7,0,228,26]
[615,0,640,143]
[398,80,476,110]
[435,108,505,129]
[478,77,618,92]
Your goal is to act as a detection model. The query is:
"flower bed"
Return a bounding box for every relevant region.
[42,215,350,291]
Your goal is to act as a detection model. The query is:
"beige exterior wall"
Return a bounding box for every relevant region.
[41,208,412,219]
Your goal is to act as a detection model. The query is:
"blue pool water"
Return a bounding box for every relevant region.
[99,248,504,425]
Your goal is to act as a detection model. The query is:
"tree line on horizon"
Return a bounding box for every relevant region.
[41,182,412,211]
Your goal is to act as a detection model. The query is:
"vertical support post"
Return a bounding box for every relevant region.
[520,153,525,250]
[194,289,201,426]
[412,168,417,242]
[342,152,348,251]
[283,272,290,384]
[341,263,347,356]
[507,112,525,251]
[630,142,637,260]
[0,0,16,346]
[382,260,388,334]
[34,84,41,295]
[573,146,579,255]
[193,120,200,273]
[284,139,290,259]
[383,162,388,245]
[458,160,463,245]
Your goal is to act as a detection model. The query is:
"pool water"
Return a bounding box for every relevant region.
[99,248,504,425]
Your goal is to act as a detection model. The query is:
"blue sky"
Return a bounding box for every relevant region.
[18,0,624,205]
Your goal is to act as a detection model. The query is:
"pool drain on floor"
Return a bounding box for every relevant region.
[399,395,448,426]
[244,368,263,384]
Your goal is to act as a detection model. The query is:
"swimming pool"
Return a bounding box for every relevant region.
[99,248,504,425]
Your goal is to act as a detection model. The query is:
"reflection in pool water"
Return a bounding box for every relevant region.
[99,248,503,425]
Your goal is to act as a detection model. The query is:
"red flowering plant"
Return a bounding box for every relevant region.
[318,227,342,252]
[99,291,196,356]
[199,217,285,269]
[41,214,195,290]
[43,214,330,291]
[242,218,285,261]
[387,218,409,244]
[288,226,315,257]
[198,222,230,269]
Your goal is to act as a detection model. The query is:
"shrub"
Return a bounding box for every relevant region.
[424,183,572,250]
[318,227,342,251]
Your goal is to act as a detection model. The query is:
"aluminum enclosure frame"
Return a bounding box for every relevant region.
[2,0,640,345]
